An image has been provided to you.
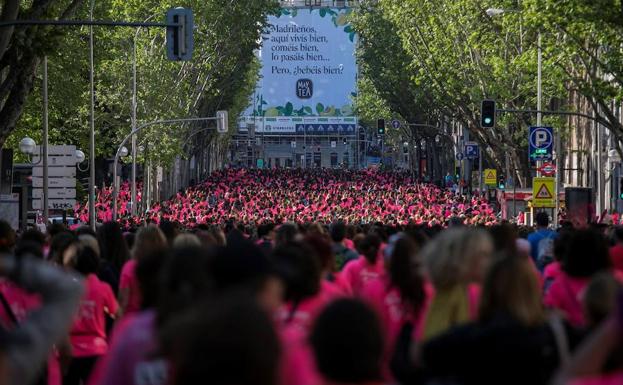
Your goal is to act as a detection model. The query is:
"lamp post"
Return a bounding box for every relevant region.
[130,14,156,217]
[42,56,49,224]
[19,137,43,222]
[88,0,96,230]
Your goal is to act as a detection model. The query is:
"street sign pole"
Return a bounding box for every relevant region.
[89,0,96,229]
[42,56,49,224]
[479,152,483,194]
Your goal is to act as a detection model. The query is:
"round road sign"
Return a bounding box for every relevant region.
[539,163,556,176]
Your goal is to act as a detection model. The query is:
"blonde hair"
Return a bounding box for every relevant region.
[422,228,493,290]
[479,255,545,327]
[133,225,167,260]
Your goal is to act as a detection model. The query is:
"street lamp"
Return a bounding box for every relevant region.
[19,137,36,156]
[75,149,90,172]
[75,149,86,164]
[20,137,46,223]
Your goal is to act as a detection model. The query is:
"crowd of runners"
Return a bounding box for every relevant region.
[1,207,623,384]
[74,169,498,228]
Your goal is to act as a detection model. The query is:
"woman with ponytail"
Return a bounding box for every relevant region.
[363,233,432,380]
[342,233,384,296]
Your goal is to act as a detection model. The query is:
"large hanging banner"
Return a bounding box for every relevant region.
[241,7,358,134]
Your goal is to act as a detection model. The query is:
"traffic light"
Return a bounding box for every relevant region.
[498,174,505,189]
[166,7,194,61]
[619,176,623,199]
[377,119,385,135]
[481,100,496,128]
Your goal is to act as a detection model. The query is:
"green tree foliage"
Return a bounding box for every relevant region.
[0,0,85,151]
[351,0,622,179]
[7,0,279,167]
[524,0,623,140]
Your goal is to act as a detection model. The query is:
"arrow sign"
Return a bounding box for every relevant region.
[391,119,401,129]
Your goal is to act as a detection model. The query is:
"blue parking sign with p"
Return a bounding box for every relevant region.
[464,142,479,159]
[529,126,553,161]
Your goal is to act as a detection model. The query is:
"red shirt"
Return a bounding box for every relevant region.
[70,274,119,357]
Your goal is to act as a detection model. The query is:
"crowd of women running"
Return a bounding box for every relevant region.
[1,218,623,385]
[74,169,497,227]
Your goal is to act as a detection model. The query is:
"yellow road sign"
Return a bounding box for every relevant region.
[532,177,556,207]
[484,169,497,186]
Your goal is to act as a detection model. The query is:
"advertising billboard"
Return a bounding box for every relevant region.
[242,7,358,134]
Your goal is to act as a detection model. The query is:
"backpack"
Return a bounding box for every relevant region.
[536,234,555,270]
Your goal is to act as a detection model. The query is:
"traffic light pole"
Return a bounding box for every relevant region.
[0,19,176,28]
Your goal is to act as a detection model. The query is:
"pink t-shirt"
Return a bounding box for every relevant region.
[331,272,352,296]
[88,310,167,385]
[341,256,385,297]
[343,238,355,251]
[276,282,340,333]
[70,274,119,357]
[544,272,589,328]
[0,280,40,327]
[320,279,346,300]
[543,261,562,294]
[120,259,142,314]
[279,324,321,385]
[363,277,435,344]
[0,280,62,385]
[363,277,434,380]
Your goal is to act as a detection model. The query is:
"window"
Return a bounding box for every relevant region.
[313,152,321,168]
[330,152,338,167]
